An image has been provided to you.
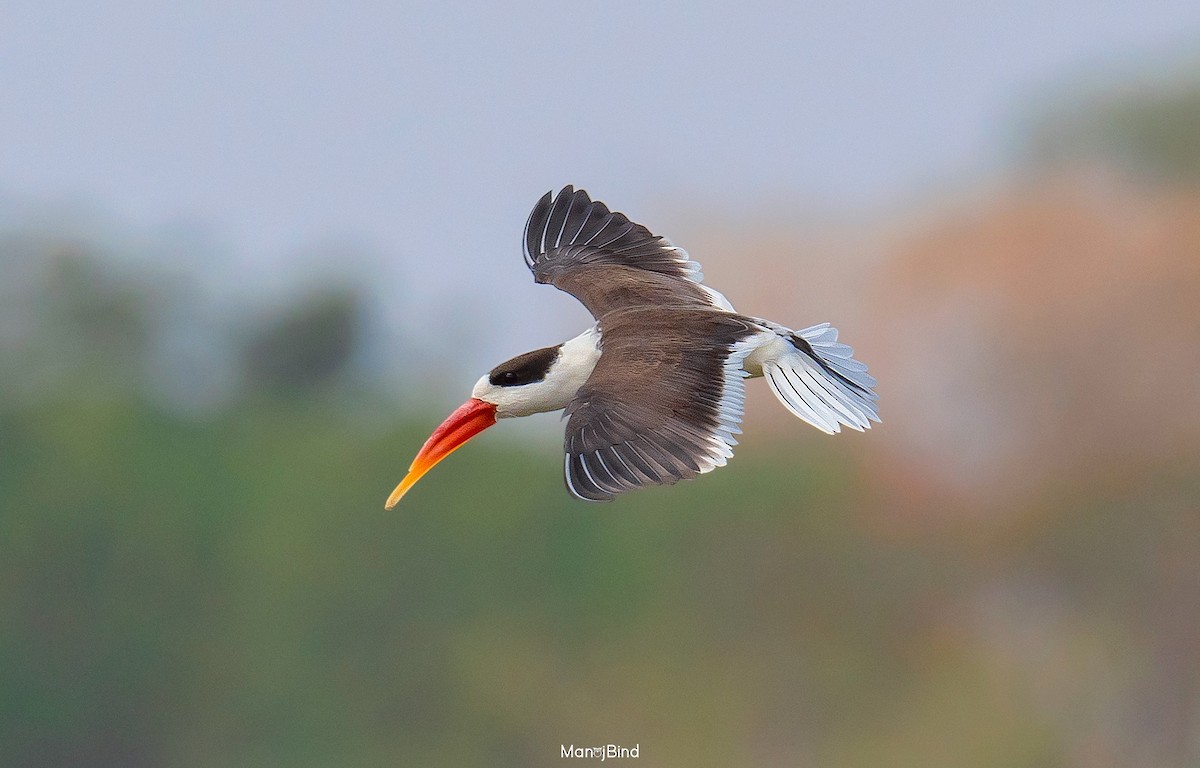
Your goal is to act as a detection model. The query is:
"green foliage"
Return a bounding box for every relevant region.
[1028,72,1200,183]
[240,292,362,395]
[8,387,1191,766]
[0,241,153,399]
[2,217,1197,766]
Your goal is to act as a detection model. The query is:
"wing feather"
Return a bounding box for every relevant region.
[523,186,725,318]
[561,309,768,501]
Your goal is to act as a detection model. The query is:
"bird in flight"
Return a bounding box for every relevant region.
[386,186,878,506]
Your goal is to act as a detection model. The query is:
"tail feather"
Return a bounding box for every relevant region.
[760,322,880,434]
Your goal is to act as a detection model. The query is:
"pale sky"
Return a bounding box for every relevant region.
[3,1,1199,383]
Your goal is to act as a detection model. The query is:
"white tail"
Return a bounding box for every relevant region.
[756,322,880,434]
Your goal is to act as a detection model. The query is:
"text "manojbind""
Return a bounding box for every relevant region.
[561,743,640,760]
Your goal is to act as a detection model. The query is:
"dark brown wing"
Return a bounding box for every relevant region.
[561,308,768,501]
[523,186,727,319]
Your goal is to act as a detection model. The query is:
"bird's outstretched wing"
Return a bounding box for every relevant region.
[523,186,734,319]
[561,308,770,501]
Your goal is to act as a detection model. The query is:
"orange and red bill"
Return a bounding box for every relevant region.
[384,398,497,508]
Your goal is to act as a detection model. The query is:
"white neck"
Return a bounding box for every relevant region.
[471,327,601,418]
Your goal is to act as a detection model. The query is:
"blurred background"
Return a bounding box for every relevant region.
[3,2,1200,766]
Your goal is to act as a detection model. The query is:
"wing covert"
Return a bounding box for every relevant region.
[561,309,769,501]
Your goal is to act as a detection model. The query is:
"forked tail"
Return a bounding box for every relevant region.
[758,322,880,434]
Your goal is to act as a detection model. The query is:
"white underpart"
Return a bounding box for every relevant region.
[471,327,601,418]
[744,321,880,434]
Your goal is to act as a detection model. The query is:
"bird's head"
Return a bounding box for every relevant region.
[385,336,598,508]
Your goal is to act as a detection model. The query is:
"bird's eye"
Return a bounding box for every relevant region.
[503,372,517,382]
